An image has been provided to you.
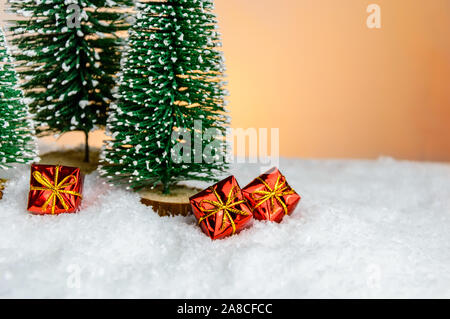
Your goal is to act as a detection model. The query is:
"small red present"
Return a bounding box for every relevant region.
[242,167,300,223]
[27,164,84,215]
[190,176,253,240]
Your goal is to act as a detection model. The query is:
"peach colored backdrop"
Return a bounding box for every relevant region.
[2,0,450,161]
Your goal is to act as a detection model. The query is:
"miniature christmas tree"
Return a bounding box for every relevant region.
[8,0,131,163]
[100,0,229,194]
[0,27,38,169]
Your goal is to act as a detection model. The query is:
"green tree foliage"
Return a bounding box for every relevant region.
[100,0,229,194]
[9,0,131,162]
[0,27,38,169]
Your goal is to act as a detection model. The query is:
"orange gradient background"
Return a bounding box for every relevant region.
[2,0,450,161]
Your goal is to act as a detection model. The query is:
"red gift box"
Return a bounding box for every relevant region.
[27,164,84,215]
[190,176,253,240]
[242,167,300,223]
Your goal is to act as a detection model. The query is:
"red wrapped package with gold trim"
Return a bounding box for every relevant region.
[27,164,84,215]
[190,176,253,240]
[242,167,300,223]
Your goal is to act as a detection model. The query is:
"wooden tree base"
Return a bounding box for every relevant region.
[0,179,6,200]
[140,185,202,217]
[39,149,101,174]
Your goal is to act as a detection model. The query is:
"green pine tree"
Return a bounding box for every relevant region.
[8,0,131,162]
[100,0,229,194]
[0,27,38,169]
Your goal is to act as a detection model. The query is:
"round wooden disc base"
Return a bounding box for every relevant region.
[39,149,101,174]
[140,185,202,217]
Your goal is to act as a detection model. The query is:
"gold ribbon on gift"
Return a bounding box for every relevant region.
[0,178,6,190]
[251,175,295,215]
[199,186,250,235]
[30,165,82,215]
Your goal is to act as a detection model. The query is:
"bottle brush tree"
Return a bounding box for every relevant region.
[100,0,229,194]
[0,27,38,169]
[8,0,131,163]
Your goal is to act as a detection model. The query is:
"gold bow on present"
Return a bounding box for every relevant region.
[251,175,295,215]
[30,165,82,215]
[0,178,6,190]
[199,186,250,235]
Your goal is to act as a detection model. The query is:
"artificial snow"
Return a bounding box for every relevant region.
[0,150,449,298]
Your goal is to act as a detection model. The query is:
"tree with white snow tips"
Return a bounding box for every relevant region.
[9,0,132,162]
[0,27,38,169]
[100,0,229,194]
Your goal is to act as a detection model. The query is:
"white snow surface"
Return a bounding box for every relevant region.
[0,151,449,298]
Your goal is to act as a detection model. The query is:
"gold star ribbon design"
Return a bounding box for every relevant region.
[251,175,295,215]
[199,186,250,235]
[30,165,82,215]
